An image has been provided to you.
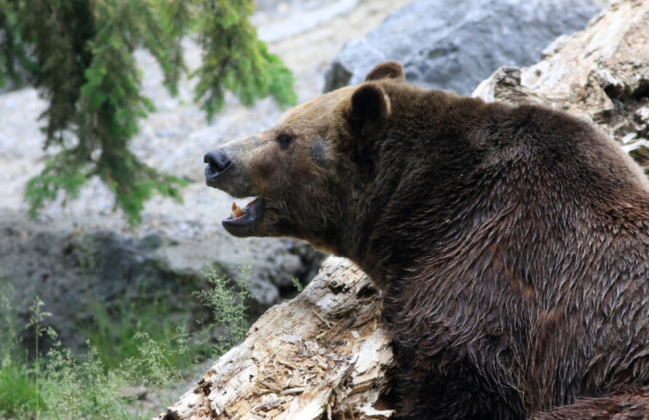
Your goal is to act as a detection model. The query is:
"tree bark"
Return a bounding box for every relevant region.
[473,0,649,172]
[158,257,394,420]
[158,1,649,418]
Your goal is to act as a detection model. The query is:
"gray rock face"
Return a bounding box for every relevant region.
[324,0,601,95]
[0,209,324,350]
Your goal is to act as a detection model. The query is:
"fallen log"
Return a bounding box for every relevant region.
[159,257,394,420]
[159,1,649,418]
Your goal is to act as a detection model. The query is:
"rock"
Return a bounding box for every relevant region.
[323,0,601,94]
[0,208,324,350]
[157,235,326,316]
[256,0,359,43]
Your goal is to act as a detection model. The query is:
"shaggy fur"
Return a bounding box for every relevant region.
[205,62,649,420]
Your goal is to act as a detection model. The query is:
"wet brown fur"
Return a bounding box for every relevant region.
[208,62,649,420]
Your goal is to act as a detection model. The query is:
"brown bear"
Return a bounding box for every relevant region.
[204,61,649,420]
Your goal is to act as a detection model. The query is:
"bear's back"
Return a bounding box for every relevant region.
[377,86,649,412]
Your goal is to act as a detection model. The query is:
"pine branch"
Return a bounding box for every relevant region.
[1,0,296,223]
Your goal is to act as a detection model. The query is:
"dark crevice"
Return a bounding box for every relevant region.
[604,83,624,100]
[632,79,649,100]
[357,283,379,299]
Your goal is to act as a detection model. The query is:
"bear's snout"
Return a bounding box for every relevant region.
[204,149,232,186]
[203,142,258,199]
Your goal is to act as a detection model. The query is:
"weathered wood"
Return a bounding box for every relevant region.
[473,0,649,171]
[158,257,394,420]
[160,1,649,418]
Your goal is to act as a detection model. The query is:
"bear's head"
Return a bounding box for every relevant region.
[204,62,407,256]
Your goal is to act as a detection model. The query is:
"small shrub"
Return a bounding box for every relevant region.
[79,295,201,371]
[0,286,43,419]
[0,265,253,419]
[194,266,253,357]
[43,333,130,420]
[0,359,44,420]
[292,277,304,292]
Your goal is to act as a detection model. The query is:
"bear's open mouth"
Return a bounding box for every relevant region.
[222,198,264,237]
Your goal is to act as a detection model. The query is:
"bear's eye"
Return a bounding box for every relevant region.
[276,134,292,150]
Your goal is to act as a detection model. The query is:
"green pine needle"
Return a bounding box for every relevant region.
[0,0,296,224]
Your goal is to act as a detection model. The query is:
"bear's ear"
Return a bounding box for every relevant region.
[365,61,405,83]
[348,83,391,139]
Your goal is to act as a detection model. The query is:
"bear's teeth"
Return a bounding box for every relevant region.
[230,201,244,218]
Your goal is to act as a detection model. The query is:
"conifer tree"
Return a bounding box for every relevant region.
[0,0,296,224]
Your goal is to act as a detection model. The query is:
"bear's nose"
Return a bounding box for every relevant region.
[204,149,231,178]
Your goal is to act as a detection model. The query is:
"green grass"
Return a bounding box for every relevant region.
[0,266,251,420]
[0,357,45,419]
[194,266,253,356]
[79,294,205,371]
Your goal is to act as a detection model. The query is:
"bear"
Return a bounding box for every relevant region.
[203,61,649,420]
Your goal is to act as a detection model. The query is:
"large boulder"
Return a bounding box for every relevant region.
[324,0,601,94]
[0,209,325,350]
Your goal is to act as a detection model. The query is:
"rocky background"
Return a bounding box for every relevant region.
[0,0,602,349]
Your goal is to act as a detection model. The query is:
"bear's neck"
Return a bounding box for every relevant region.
[347,124,483,287]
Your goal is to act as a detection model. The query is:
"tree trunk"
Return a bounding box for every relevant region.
[158,1,649,418]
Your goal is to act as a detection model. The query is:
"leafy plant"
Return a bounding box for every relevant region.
[195,266,253,357]
[25,296,52,419]
[79,295,203,371]
[0,0,296,224]
[74,234,208,371]
[0,283,45,420]
[0,360,44,420]
[43,332,130,420]
[292,277,304,292]
[0,265,255,419]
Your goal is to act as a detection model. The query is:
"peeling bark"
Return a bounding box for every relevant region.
[158,258,394,420]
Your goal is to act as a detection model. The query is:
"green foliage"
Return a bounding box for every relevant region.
[43,336,131,420]
[25,296,53,419]
[192,0,297,121]
[291,277,304,292]
[195,266,253,356]
[0,359,44,420]
[122,331,187,389]
[0,283,45,420]
[74,234,208,372]
[79,295,203,371]
[0,0,26,89]
[0,0,296,224]
[0,265,254,419]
